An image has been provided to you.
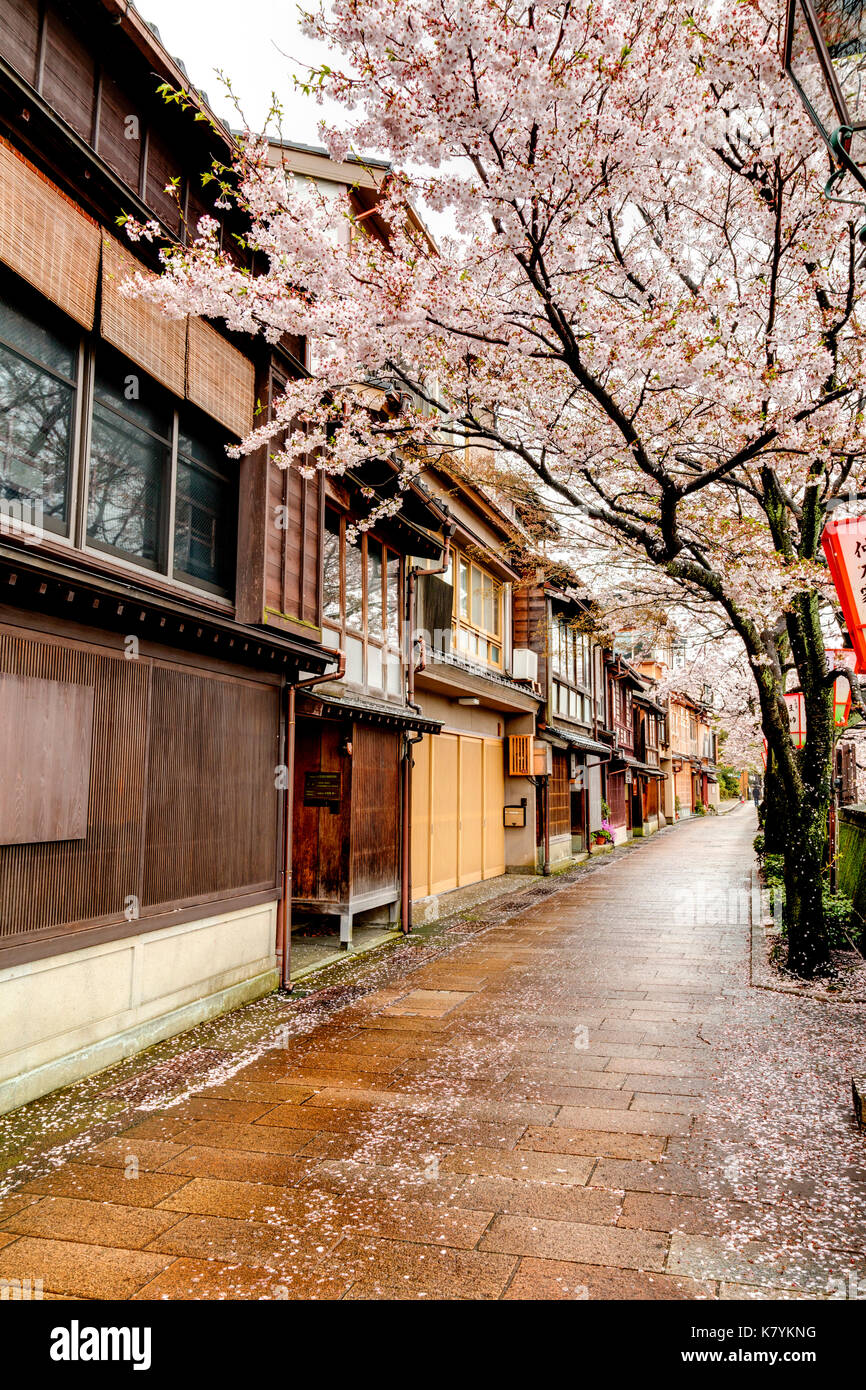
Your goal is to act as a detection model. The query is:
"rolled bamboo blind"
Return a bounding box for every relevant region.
[187,317,255,440]
[100,236,187,397]
[0,136,100,328]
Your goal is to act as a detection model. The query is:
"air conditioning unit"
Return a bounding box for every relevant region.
[511,648,538,682]
[533,741,553,777]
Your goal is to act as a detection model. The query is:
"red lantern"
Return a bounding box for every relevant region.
[784,690,807,748]
[826,646,856,726]
[821,517,866,673]
[761,737,767,769]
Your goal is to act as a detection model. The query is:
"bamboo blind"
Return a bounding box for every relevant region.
[0,136,100,328]
[100,236,187,397]
[187,317,255,440]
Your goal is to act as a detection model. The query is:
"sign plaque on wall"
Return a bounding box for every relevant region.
[303,770,342,807]
[503,804,527,828]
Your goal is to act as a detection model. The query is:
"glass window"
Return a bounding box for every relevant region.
[367,643,383,688]
[450,548,503,668]
[386,650,402,695]
[344,533,364,632]
[458,558,470,618]
[386,549,400,642]
[346,633,364,683]
[173,418,236,592]
[323,511,342,623]
[0,292,77,532]
[367,536,384,636]
[87,354,171,567]
[482,570,495,634]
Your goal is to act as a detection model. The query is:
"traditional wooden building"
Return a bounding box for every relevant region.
[669,694,696,816]
[409,468,542,914]
[0,0,342,1110]
[293,457,447,946]
[602,654,664,843]
[513,577,610,868]
[632,691,666,834]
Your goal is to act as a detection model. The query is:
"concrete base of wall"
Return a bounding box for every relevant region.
[0,901,278,1115]
[411,872,537,927]
[634,816,660,838]
[544,833,572,868]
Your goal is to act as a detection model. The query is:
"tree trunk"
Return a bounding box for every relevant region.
[761,750,787,855]
[777,612,834,976]
[782,790,830,976]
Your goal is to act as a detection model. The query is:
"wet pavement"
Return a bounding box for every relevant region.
[1,804,864,1301]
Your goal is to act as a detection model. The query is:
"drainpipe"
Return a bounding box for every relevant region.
[276,650,345,990]
[542,775,551,876]
[400,518,455,934]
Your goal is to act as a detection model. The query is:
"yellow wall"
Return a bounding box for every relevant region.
[412,733,506,898]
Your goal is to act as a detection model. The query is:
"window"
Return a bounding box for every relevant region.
[386,549,400,643]
[0,289,77,534]
[174,421,236,591]
[87,351,171,567]
[450,548,502,667]
[322,511,341,622]
[0,278,238,596]
[367,537,384,636]
[550,615,592,722]
[86,348,236,593]
[344,532,364,632]
[322,508,403,692]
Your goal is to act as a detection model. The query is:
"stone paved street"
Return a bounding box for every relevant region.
[1,806,864,1301]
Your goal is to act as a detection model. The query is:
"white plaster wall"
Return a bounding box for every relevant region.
[547,832,573,866]
[0,901,278,1114]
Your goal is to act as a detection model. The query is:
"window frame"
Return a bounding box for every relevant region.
[321,506,405,694]
[82,344,236,596]
[0,279,83,540]
[450,546,503,669]
[549,612,593,722]
[0,273,238,602]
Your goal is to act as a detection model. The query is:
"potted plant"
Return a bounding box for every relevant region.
[591,813,614,848]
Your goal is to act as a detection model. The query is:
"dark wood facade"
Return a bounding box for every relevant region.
[289,464,446,946]
[517,579,610,861]
[292,714,402,939]
[0,610,284,965]
[0,0,333,973]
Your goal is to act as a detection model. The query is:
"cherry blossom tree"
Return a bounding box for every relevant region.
[130,0,866,974]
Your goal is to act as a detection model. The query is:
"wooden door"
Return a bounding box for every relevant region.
[430,733,460,894]
[411,733,432,898]
[482,739,505,879]
[458,736,483,885]
[292,717,349,904]
[571,786,586,849]
[351,725,399,897]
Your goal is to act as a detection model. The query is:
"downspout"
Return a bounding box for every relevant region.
[400,517,455,934]
[543,775,551,876]
[277,650,345,990]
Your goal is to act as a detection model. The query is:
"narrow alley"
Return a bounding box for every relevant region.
[0,806,864,1301]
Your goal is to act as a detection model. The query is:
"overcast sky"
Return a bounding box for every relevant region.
[137,0,343,143]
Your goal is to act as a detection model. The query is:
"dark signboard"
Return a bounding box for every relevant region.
[303,770,342,807]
